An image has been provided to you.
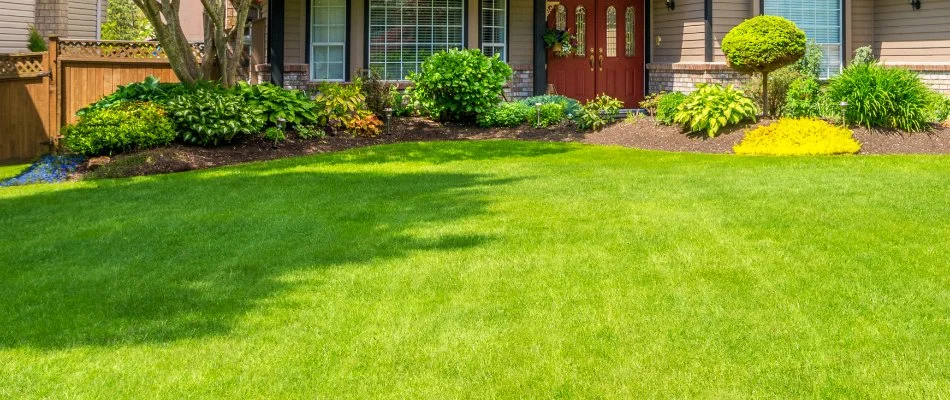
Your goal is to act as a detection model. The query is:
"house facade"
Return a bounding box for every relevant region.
[256,0,950,107]
[0,0,107,53]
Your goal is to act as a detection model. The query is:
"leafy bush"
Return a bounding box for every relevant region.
[314,81,367,129]
[826,63,936,131]
[931,95,950,124]
[27,25,47,52]
[535,103,566,128]
[477,102,532,127]
[851,46,875,66]
[77,76,190,116]
[783,76,822,118]
[342,112,383,137]
[518,95,582,118]
[357,69,393,116]
[164,87,266,146]
[389,86,413,117]
[721,16,807,115]
[62,102,176,156]
[233,82,318,128]
[408,49,512,121]
[743,66,801,116]
[576,95,623,131]
[674,84,758,137]
[734,118,861,155]
[639,92,664,117]
[794,41,823,79]
[295,125,327,140]
[655,92,687,125]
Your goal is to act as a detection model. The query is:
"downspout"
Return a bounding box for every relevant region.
[96,0,103,40]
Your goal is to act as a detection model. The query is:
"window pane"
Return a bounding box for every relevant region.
[764,0,841,79]
[310,0,347,81]
[369,0,466,80]
[575,6,586,56]
[556,5,566,31]
[481,0,507,60]
[606,6,616,57]
[624,7,635,57]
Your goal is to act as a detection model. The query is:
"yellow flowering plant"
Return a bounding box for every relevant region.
[734,118,862,155]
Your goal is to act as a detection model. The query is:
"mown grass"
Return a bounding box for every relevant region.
[0,163,29,180]
[1,141,947,398]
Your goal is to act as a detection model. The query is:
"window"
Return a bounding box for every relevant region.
[368,0,465,81]
[575,6,586,56]
[555,5,566,30]
[481,0,507,60]
[624,7,635,57]
[310,0,347,81]
[765,0,841,79]
[605,6,616,57]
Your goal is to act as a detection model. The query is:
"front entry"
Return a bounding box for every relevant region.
[546,0,645,108]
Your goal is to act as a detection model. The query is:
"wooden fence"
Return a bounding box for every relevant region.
[0,37,203,162]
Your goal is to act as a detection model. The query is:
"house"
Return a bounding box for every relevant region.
[0,0,107,53]
[253,0,949,107]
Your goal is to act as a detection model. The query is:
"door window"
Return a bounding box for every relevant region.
[624,7,635,57]
[575,6,586,56]
[605,6,616,57]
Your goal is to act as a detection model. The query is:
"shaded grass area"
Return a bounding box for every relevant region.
[0,163,30,180]
[1,141,948,398]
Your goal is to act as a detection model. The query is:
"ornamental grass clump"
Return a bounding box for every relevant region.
[721,16,807,116]
[826,63,938,132]
[734,118,861,156]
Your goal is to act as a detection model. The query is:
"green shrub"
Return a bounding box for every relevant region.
[357,68,393,116]
[851,45,875,66]
[27,25,47,52]
[477,102,532,127]
[932,95,950,123]
[721,16,807,115]
[639,92,664,117]
[655,92,687,125]
[77,76,190,116]
[314,81,367,129]
[518,95,582,118]
[62,102,176,156]
[233,82,318,128]
[295,125,326,140]
[164,86,266,146]
[783,76,822,118]
[734,118,861,155]
[535,102,566,128]
[794,41,823,79]
[407,49,512,121]
[743,66,801,116]
[576,95,623,131]
[263,127,286,143]
[389,86,413,117]
[826,63,936,131]
[674,84,758,137]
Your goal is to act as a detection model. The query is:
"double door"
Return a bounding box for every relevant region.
[546,0,645,107]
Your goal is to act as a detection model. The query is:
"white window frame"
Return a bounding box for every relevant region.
[310,0,348,81]
[481,0,507,61]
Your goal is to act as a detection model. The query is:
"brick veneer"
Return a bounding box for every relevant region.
[883,63,950,95]
[647,62,745,94]
[504,64,534,100]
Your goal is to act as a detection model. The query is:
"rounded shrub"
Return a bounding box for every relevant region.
[408,49,512,121]
[826,63,937,132]
[734,118,861,155]
[721,16,807,115]
[62,102,176,156]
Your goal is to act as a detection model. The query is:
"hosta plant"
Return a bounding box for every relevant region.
[233,82,318,128]
[477,102,533,127]
[674,84,758,137]
[734,118,861,155]
[164,87,266,146]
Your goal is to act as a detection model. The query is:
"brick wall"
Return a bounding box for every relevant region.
[884,64,950,95]
[647,62,745,94]
[34,0,69,38]
[504,64,534,100]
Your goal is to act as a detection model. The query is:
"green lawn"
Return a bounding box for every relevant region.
[0,163,29,180]
[1,141,947,398]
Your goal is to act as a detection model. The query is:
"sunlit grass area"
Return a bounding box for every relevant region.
[0,163,29,180]
[1,141,948,398]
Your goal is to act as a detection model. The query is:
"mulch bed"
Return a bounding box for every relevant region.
[79,117,950,179]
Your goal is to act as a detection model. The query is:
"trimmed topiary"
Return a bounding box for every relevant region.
[721,16,807,116]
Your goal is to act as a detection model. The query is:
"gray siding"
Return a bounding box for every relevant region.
[0,0,37,53]
[651,0,705,63]
[509,0,532,65]
[874,0,950,63]
[713,0,752,62]
[67,0,102,39]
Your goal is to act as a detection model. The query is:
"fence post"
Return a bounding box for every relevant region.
[47,36,60,141]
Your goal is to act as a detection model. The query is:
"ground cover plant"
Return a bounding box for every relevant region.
[2,141,947,398]
[734,118,861,155]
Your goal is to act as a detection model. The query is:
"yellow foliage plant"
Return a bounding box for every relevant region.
[734,118,862,155]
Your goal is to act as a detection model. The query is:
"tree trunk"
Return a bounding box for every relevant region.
[761,70,770,117]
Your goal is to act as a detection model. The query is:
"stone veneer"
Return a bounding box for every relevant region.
[254,63,536,100]
[647,62,745,94]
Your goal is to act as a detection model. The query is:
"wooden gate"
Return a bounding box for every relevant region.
[0,37,201,162]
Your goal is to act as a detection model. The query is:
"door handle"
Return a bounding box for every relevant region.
[589,54,595,70]
[598,48,604,71]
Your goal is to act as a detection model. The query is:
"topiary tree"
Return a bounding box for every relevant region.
[721,16,807,116]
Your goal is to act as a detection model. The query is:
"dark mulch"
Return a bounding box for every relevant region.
[79,117,950,180]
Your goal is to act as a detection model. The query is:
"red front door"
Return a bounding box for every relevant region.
[547,0,645,108]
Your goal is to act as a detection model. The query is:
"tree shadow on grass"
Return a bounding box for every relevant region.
[310,140,579,165]
[0,162,525,349]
